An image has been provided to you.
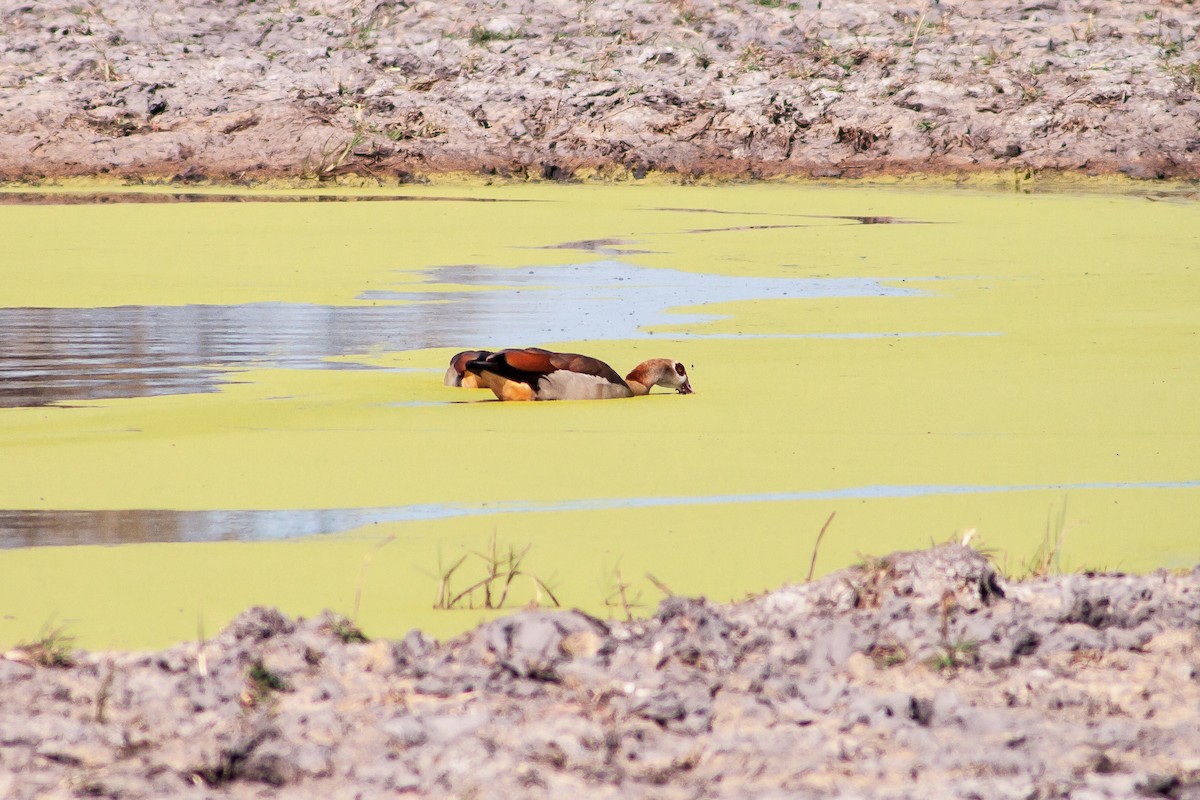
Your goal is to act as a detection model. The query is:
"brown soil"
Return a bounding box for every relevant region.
[2,0,1199,183]
[2,546,1199,798]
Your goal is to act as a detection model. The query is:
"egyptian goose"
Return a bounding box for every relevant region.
[464,348,694,401]
[444,350,494,388]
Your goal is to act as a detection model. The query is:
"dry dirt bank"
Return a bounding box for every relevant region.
[2,546,1198,798]
[1,0,1199,182]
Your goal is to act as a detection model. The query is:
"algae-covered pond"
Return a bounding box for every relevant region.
[1,182,1197,649]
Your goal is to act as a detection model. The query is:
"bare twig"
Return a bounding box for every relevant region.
[529,574,561,608]
[354,534,396,623]
[432,553,468,609]
[807,511,837,582]
[646,573,675,597]
[910,4,930,54]
[604,568,640,621]
[95,660,115,723]
[434,532,559,610]
[196,613,208,677]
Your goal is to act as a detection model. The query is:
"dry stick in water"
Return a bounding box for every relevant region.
[433,554,468,610]
[442,533,561,610]
[608,568,639,621]
[353,534,397,623]
[530,574,561,608]
[807,511,837,582]
[646,573,675,597]
[448,534,523,609]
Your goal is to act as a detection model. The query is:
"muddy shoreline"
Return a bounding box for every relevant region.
[2,546,1198,798]
[2,0,1199,183]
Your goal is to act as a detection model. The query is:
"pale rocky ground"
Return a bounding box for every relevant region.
[2,546,1199,798]
[1,0,1199,181]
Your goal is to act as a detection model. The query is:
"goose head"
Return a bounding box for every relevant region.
[625,358,694,396]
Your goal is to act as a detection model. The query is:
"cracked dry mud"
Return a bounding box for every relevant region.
[1,0,1199,182]
[2,546,1199,799]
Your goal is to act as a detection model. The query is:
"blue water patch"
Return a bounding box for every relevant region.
[360,259,927,343]
[3,479,1196,548]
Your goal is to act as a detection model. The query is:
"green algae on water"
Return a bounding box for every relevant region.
[0,182,1197,649]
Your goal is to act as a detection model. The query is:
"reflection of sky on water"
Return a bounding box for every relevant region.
[0,192,516,205]
[0,260,927,408]
[3,479,1196,548]
[0,509,379,548]
[362,260,923,342]
[0,303,450,407]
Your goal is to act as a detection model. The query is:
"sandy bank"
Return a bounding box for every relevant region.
[2,0,1199,182]
[3,545,1198,798]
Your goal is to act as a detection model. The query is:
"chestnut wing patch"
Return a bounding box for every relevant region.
[466,348,629,394]
[466,349,555,389]
[501,348,559,375]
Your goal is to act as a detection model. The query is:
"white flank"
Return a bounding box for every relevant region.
[537,370,633,400]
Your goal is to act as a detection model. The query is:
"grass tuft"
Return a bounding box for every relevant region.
[929,639,979,672]
[243,659,289,707]
[323,612,369,644]
[1021,497,1072,578]
[928,590,979,672]
[9,626,76,668]
[869,642,909,669]
[469,25,522,45]
[302,131,368,180]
